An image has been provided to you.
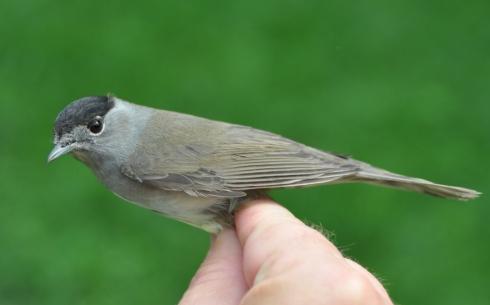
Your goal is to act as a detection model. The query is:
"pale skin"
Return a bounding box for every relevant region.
[179,198,393,305]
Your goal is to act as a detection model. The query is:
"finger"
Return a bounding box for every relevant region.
[179,229,247,305]
[235,198,343,286]
[235,198,391,305]
[346,259,392,303]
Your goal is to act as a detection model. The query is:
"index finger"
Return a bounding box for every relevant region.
[235,198,343,286]
[234,198,391,305]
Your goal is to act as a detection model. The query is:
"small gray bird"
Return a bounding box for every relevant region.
[48,96,480,233]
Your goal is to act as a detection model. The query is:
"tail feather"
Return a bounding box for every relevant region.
[354,168,480,201]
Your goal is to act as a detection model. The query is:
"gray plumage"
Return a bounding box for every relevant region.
[48,96,480,233]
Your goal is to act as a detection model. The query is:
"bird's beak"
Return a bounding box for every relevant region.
[47,143,75,163]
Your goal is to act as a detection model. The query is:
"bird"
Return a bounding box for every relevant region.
[48,95,480,233]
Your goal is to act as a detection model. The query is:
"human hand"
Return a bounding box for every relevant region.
[179,198,393,305]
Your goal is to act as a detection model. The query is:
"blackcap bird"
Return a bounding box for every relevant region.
[48,96,480,233]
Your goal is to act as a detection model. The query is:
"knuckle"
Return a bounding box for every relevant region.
[337,273,381,304]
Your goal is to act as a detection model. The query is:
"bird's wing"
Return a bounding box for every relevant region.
[121,111,358,198]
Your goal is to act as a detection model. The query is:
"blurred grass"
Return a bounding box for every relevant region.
[0,0,489,304]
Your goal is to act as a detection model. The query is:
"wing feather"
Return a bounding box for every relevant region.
[122,113,357,198]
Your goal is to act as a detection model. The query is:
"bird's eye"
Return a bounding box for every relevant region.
[87,118,103,134]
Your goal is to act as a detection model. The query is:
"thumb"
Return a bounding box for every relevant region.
[179,229,247,305]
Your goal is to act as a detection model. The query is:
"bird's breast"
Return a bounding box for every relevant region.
[90,161,225,231]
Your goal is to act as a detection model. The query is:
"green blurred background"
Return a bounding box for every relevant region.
[1,0,489,304]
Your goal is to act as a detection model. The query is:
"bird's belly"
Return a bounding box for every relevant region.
[99,170,225,232]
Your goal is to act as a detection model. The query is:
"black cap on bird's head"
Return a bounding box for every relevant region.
[54,96,115,138]
[48,95,115,162]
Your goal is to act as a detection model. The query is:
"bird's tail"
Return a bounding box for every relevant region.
[353,166,480,201]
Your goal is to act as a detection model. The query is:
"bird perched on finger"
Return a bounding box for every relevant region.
[48,95,480,233]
